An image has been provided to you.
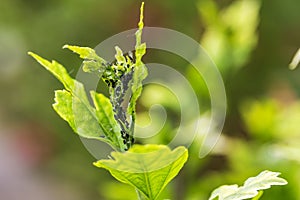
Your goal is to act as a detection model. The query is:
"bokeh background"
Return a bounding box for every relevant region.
[0,0,300,199]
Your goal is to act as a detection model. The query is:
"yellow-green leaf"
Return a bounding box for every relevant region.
[94,144,188,200]
[28,52,122,149]
[63,44,108,75]
[90,91,126,150]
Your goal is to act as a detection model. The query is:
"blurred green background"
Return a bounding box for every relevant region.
[0,0,300,199]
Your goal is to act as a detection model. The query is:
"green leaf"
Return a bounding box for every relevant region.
[209,170,288,200]
[52,90,76,130]
[53,89,106,141]
[62,44,104,61]
[135,2,146,64]
[94,144,188,200]
[90,91,126,150]
[114,46,126,64]
[28,52,122,149]
[63,44,108,76]
[28,52,75,91]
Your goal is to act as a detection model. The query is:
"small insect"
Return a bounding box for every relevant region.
[102,51,136,89]
[111,51,136,66]
[127,51,136,63]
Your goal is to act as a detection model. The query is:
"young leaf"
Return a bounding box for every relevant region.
[28,52,123,150]
[128,2,148,132]
[63,44,109,76]
[114,46,127,64]
[94,144,188,200]
[135,2,146,65]
[209,170,288,200]
[28,52,75,91]
[53,89,105,140]
[52,90,76,130]
[90,91,126,150]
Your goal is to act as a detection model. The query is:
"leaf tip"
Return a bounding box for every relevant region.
[62,44,71,49]
[93,161,99,166]
[27,51,51,66]
[115,46,121,51]
[93,160,104,168]
[27,51,39,59]
[63,44,78,52]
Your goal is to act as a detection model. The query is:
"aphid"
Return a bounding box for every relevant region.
[131,137,135,144]
[111,51,136,68]
[111,80,117,88]
[127,51,136,63]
